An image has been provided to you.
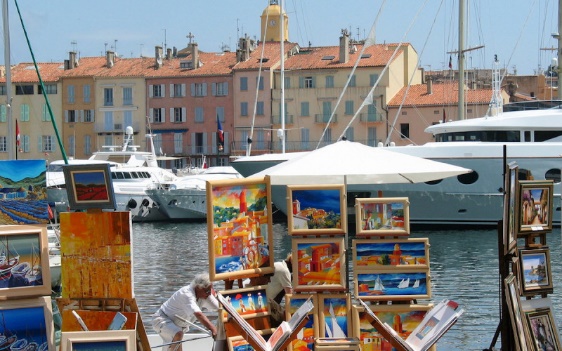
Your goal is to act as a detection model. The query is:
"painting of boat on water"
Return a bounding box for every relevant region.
[355,271,431,300]
[353,238,429,270]
[207,178,274,281]
[318,294,351,338]
[60,211,132,299]
[287,185,346,235]
[292,237,345,291]
[0,160,49,225]
[0,296,54,351]
[0,225,51,298]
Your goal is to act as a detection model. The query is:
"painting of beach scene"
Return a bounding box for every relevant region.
[207,178,274,281]
[287,185,346,235]
[60,211,133,298]
[318,294,351,338]
[0,296,54,351]
[292,237,345,291]
[0,225,51,298]
[286,294,318,351]
[219,286,270,320]
[355,271,431,300]
[0,159,49,225]
[353,238,429,270]
[519,248,553,295]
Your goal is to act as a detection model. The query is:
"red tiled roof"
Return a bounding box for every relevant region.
[0,62,65,83]
[387,81,493,107]
[233,41,299,70]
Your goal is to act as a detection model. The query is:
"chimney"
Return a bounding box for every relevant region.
[106,51,115,68]
[68,52,77,69]
[191,42,199,68]
[155,46,163,68]
[426,78,433,95]
[166,48,172,60]
[339,29,349,63]
[173,46,177,57]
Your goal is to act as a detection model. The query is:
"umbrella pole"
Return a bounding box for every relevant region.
[344,176,350,294]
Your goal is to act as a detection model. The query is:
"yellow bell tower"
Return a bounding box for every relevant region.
[260,0,288,42]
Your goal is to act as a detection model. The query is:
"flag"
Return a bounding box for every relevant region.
[449,55,453,69]
[217,116,224,151]
[15,120,20,147]
[442,109,446,123]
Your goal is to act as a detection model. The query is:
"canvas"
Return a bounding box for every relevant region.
[318,294,351,338]
[503,162,518,254]
[0,159,49,225]
[207,177,274,281]
[63,163,116,210]
[518,248,553,296]
[219,285,270,321]
[355,270,431,300]
[505,273,531,351]
[352,238,429,271]
[521,297,562,351]
[60,211,133,298]
[516,180,554,235]
[355,197,410,236]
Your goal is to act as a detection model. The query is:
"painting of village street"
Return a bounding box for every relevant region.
[207,178,273,281]
[60,211,132,298]
[287,185,345,235]
[293,237,345,290]
[0,160,49,225]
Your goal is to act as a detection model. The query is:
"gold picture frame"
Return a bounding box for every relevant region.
[352,238,429,271]
[516,180,554,235]
[354,269,431,301]
[60,330,137,351]
[355,197,410,236]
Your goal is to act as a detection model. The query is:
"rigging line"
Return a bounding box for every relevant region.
[246,0,271,156]
[316,0,387,150]
[337,0,430,144]
[385,0,443,146]
[13,0,68,163]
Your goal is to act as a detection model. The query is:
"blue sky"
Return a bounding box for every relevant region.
[0,0,558,75]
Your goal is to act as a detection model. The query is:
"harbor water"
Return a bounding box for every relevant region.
[131,221,562,351]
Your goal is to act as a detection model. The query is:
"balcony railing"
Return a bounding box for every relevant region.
[271,115,294,124]
[314,114,338,123]
[94,122,140,133]
[359,113,384,123]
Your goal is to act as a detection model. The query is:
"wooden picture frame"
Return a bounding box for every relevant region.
[219,285,270,321]
[318,293,352,338]
[503,162,518,255]
[0,296,55,351]
[287,185,347,235]
[516,180,554,235]
[227,335,255,351]
[504,273,531,351]
[518,248,553,296]
[315,337,360,351]
[60,330,136,351]
[352,303,434,350]
[0,225,51,299]
[352,238,429,271]
[207,177,274,281]
[355,197,410,236]
[355,269,431,300]
[521,297,562,351]
[63,163,116,210]
[286,293,318,351]
[292,237,346,292]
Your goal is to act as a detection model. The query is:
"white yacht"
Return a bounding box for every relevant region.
[145,166,242,220]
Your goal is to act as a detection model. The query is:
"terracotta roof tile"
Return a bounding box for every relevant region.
[0,62,65,83]
[387,81,493,107]
[233,42,299,70]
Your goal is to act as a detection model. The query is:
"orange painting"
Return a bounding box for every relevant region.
[60,211,132,298]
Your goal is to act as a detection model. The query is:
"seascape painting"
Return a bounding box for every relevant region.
[353,238,429,270]
[0,159,49,225]
[60,211,133,298]
[292,237,345,291]
[207,178,274,281]
[286,294,317,351]
[318,294,351,338]
[519,248,553,295]
[355,271,431,300]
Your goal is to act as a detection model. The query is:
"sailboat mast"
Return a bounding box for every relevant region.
[458,0,465,120]
[280,0,285,153]
[558,0,562,100]
[3,0,14,159]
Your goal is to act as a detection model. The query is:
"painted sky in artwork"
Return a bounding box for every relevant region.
[212,184,267,209]
[0,160,45,184]
[73,171,106,186]
[293,189,341,212]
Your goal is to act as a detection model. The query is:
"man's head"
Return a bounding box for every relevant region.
[192,272,213,298]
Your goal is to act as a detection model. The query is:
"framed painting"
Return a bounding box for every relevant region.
[63,163,116,210]
[219,285,270,320]
[227,336,256,351]
[60,330,136,351]
[355,269,431,300]
[0,296,54,351]
[0,159,50,225]
[352,238,429,271]
[504,273,531,351]
[207,177,274,281]
[315,337,360,351]
[318,293,352,338]
[286,293,318,351]
[287,185,347,235]
[355,197,410,236]
[292,237,346,292]
[516,180,554,235]
[503,161,518,255]
[0,225,51,299]
[521,297,562,351]
[352,303,434,351]
[518,248,553,296]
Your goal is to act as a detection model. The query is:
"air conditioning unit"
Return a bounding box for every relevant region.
[114,124,122,131]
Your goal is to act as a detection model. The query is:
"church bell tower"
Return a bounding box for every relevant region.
[260,0,289,42]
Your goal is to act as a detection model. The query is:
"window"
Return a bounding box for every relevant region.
[68,85,75,103]
[301,128,309,150]
[216,107,225,122]
[104,112,113,131]
[194,132,204,153]
[0,136,6,152]
[174,133,183,154]
[66,110,77,123]
[15,85,33,95]
[152,85,163,98]
[284,77,290,89]
[0,105,6,122]
[241,102,248,117]
[322,101,332,122]
[153,108,163,123]
[240,77,248,91]
[212,82,228,96]
[370,74,379,86]
[68,135,75,157]
[195,107,204,123]
[322,128,332,144]
[41,135,54,152]
[301,102,309,117]
[345,100,354,115]
[348,74,356,87]
[400,123,410,139]
[83,85,91,103]
[124,111,133,128]
[326,76,334,88]
[172,84,185,97]
[84,110,94,122]
[20,104,30,122]
[104,88,113,106]
[84,135,92,154]
[368,127,377,146]
[191,83,207,97]
[173,107,185,123]
[123,87,133,105]
[304,76,314,88]
[104,135,113,147]
[256,101,264,115]
[42,104,49,121]
[38,84,57,94]
[256,76,264,90]
[345,127,354,141]
[0,86,6,95]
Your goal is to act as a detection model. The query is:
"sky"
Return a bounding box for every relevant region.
[0,0,559,76]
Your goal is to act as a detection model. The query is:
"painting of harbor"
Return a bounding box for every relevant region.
[0,160,49,225]
[355,271,431,300]
[207,178,274,281]
[292,237,345,291]
[353,238,429,270]
[60,211,132,298]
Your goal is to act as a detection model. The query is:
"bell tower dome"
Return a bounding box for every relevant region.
[260,0,288,42]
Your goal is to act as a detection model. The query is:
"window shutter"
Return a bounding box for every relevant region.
[299,77,304,88]
[202,83,207,96]
[52,138,56,151]
[170,108,174,122]
[64,110,68,123]
[211,83,216,96]
[161,108,166,123]
[79,110,84,122]
[149,109,154,123]
[91,109,95,122]
[160,84,166,98]
[181,84,186,97]
[191,132,196,154]
[224,83,228,95]
[182,107,186,122]
[148,85,153,98]
[190,83,195,96]
[37,136,42,152]
[169,84,174,98]
[224,132,229,153]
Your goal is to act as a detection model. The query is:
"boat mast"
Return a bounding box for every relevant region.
[280,0,285,153]
[558,0,562,99]
[458,0,465,120]
[3,0,13,159]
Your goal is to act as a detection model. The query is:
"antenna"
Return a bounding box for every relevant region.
[71,40,77,52]
[114,39,118,55]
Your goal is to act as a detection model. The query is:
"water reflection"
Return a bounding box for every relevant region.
[132,222,562,351]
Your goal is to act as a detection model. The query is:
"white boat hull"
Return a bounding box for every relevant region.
[146,189,207,220]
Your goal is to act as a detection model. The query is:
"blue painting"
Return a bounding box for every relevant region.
[0,160,49,225]
[356,271,431,300]
[319,295,350,338]
[0,299,51,351]
[288,185,346,235]
[354,239,429,269]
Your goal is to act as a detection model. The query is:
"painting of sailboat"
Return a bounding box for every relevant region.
[355,271,431,300]
[318,294,351,338]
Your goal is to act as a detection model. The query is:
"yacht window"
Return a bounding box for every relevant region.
[123,172,132,179]
[114,172,124,179]
[144,172,151,178]
[132,172,140,178]
[435,131,520,142]
[545,169,561,183]
[524,131,531,142]
[425,179,443,185]
[457,171,478,185]
[535,131,562,142]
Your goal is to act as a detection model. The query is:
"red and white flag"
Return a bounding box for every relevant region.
[15,120,20,146]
